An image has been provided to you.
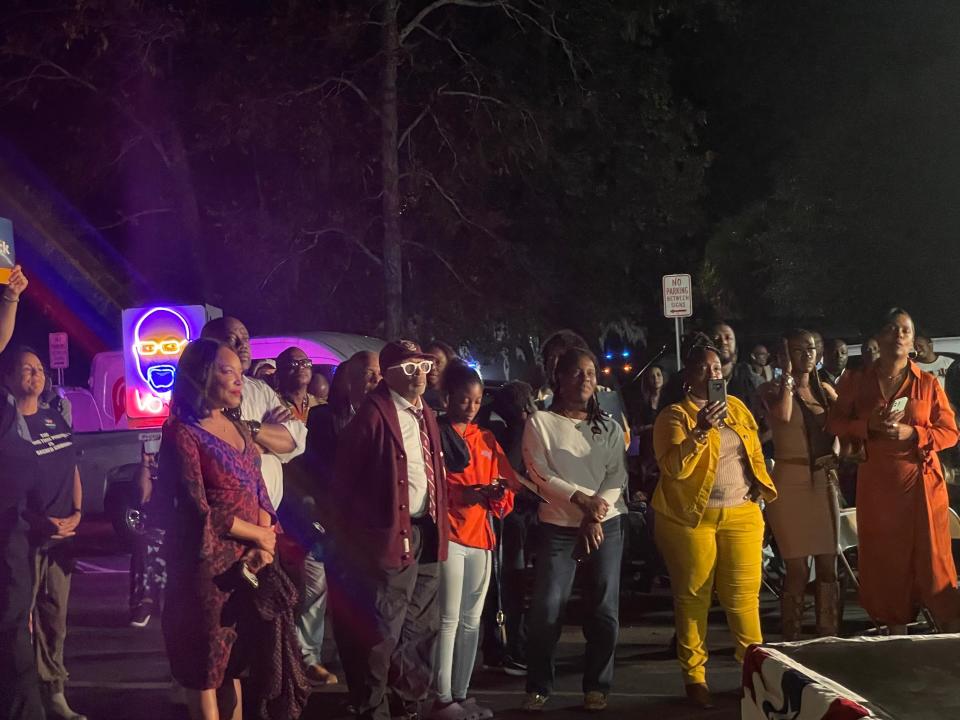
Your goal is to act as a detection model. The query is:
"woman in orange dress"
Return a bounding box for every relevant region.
[827,308,960,633]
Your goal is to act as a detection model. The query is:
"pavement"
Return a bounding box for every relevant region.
[60,519,874,720]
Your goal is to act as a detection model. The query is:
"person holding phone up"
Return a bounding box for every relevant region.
[652,342,776,709]
[759,330,840,641]
[521,348,627,714]
[827,308,960,634]
[430,361,517,720]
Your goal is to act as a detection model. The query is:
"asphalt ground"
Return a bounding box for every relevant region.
[59,519,875,720]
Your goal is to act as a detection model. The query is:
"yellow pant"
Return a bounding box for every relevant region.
[654,502,765,685]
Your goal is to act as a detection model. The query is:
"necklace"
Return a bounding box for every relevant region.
[554,405,588,421]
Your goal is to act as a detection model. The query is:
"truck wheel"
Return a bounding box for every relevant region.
[104,480,140,545]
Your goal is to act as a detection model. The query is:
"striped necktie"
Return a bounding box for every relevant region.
[408,406,438,523]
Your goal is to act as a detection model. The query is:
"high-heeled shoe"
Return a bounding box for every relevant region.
[684,683,715,709]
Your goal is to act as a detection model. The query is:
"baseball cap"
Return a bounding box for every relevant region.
[380,339,435,369]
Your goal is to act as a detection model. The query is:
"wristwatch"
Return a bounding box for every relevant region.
[246,420,262,438]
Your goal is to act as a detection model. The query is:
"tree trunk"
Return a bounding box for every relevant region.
[381,0,403,339]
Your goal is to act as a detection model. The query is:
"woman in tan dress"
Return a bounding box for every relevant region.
[760,329,840,640]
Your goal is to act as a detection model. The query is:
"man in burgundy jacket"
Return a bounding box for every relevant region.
[327,340,449,720]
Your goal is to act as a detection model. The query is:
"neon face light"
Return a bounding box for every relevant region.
[122,304,207,426]
[132,306,191,394]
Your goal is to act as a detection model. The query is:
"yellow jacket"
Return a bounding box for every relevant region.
[652,394,776,527]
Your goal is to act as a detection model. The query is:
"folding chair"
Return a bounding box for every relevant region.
[948,507,960,541]
[838,506,940,634]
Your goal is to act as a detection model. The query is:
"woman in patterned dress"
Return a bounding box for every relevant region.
[158,338,278,720]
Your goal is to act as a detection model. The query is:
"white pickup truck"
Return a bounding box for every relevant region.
[66,331,383,539]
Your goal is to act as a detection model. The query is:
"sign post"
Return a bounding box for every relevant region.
[48,332,69,386]
[662,274,693,370]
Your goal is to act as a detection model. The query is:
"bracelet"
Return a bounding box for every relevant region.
[71,506,82,514]
[246,420,262,438]
[1,295,18,304]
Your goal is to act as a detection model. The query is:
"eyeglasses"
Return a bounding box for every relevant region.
[389,360,434,376]
[135,338,187,356]
[284,358,313,370]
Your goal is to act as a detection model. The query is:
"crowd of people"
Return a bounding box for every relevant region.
[2,265,960,720]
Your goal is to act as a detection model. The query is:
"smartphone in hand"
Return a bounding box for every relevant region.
[888,397,908,415]
[707,379,727,406]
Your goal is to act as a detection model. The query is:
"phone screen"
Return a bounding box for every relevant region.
[707,379,727,405]
[889,397,908,415]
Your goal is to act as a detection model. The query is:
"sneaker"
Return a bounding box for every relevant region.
[458,698,494,719]
[583,692,607,712]
[502,658,527,677]
[43,692,87,720]
[129,605,151,628]
[306,663,339,686]
[520,693,548,712]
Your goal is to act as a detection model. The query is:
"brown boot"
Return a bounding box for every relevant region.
[780,592,805,641]
[815,580,840,637]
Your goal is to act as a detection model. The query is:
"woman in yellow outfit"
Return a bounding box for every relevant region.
[652,343,776,709]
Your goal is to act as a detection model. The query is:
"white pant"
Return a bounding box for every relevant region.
[435,542,492,703]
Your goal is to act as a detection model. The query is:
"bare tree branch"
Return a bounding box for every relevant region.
[429,110,460,170]
[276,76,380,117]
[404,239,481,295]
[399,0,499,44]
[399,101,434,150]
[97,208,173,230]
[421,170,498,240]
[438,89,506,105]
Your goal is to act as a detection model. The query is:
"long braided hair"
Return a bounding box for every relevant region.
[550,347,608,436]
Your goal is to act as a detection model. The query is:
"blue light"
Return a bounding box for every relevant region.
[621,350,631,358]
[604,352,613,361]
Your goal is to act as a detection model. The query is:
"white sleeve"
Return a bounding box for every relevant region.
[244,378,306,462]
[521,415,578,504]
[276,415,307,462]
[596,425,627,508]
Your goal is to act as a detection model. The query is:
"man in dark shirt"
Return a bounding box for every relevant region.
[711,322,760,405]
[820,339,848,388]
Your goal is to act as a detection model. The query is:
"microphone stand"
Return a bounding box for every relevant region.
[627,344,670,385]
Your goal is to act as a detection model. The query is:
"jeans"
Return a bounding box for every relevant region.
[436,543,492,703]
[296,554,328,667]
[654,503,765,685]
[526,516,624,696]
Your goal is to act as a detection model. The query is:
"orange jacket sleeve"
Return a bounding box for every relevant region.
[915,377,960,454]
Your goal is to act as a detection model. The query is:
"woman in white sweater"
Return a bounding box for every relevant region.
[520,347,628,713]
